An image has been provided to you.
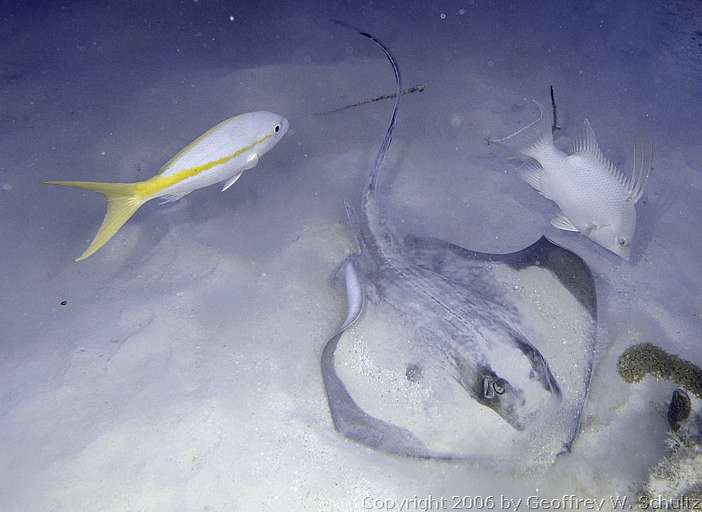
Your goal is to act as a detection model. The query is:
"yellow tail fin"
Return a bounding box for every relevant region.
[45,180,146,261]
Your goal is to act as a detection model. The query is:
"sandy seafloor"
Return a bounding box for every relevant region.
[1,0,701,510]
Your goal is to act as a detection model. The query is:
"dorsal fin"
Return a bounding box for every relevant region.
[568,118,601,156]
[627,140,654,203]
[569,119,629,188]
[570,119,653,203]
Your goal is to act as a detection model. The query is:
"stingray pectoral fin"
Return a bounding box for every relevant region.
[404,234,597,317]
[330,256,365,330]
[321,313,459,459]
[551,214,579,232]
[321,256,459,460]
[339,258,365,331]
[403,234,598,453]
[320,331,457,459]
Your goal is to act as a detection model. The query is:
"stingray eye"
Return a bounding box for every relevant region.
[273,124,281,134]
[482,377,495,399]
[617,237,629,247]
[492,378,506,395]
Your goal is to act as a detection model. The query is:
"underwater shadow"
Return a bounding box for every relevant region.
[110,202,186,279]
[630,177,678,265]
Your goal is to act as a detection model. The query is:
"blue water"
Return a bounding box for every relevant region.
[1,1,700,510]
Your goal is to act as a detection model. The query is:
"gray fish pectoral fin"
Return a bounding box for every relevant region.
[551,214,579,232]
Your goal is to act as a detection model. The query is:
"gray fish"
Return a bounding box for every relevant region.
[321,24,597,465]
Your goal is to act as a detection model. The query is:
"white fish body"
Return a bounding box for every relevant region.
[518,117,652,260]
[47,111,290,261]
[156,111,288,198]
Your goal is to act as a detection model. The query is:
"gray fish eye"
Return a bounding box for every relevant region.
[618,237,629,247]
[493,378,506,395]
[274,124,281,134]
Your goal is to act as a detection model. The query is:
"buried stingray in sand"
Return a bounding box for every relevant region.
[320,24,598,467]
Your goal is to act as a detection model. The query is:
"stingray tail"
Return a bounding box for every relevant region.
[333,20,402,194]
[45,180,146,261]
[343,201,365,253]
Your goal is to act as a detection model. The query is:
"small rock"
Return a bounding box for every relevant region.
[406,363,423,383]
[668,388,691,432]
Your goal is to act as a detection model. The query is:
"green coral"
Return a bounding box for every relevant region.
[621,344,702,509]
[618,343,702,399]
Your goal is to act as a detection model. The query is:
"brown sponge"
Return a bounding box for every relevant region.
[617,343,702,399]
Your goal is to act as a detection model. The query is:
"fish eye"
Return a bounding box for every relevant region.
[617,237,629,247]
[492,378,506,395]
[273,124,281,134]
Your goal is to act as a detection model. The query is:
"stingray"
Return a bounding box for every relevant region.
[321,25,597,466]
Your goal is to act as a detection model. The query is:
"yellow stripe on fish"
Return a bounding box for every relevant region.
[46,111,290,261]
[137,133,274,197]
